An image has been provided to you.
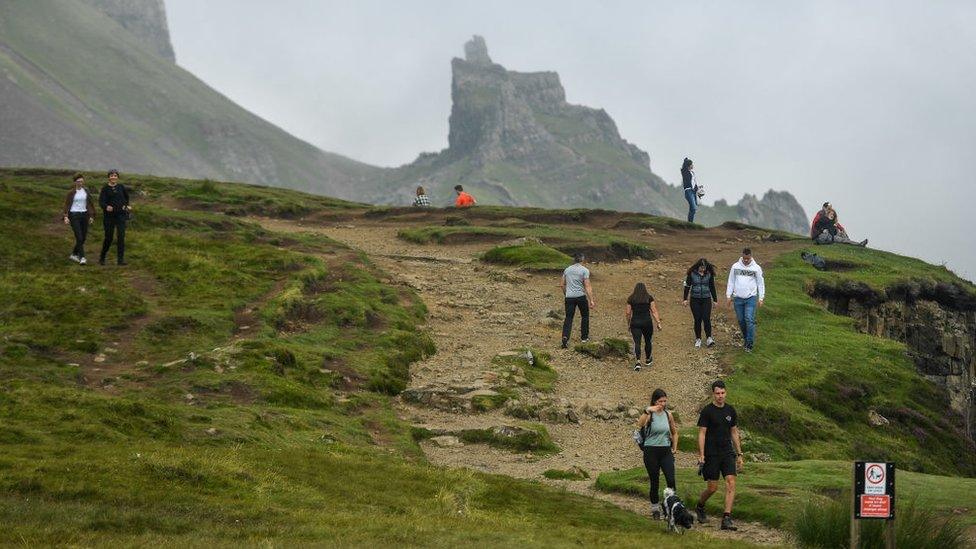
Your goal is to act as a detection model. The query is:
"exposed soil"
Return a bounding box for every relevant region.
[258,216,802,545]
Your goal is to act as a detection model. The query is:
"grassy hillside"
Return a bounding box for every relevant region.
[719,245,976,476]
[0,0,379,195]
[0,168,757,547]
[596,460,976,529]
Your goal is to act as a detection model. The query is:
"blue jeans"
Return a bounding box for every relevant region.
[684,188,698,222]
[733,296,757,348]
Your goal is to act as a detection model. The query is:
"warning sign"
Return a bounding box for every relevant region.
[853,461,895,520]
[860,495,891,518]
[864,462,886,495]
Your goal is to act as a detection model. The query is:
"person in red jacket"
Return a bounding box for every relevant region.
[454,185,476,208]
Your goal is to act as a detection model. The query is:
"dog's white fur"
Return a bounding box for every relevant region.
[662,488,693,533]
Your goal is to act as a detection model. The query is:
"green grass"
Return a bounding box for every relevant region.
[398,224,656,262]
[491,350,558,393]
[481,243,572,271]
[596,460,976,529]
[574,338,631,359]
[456,423,560,455]
[793,494,967,549]
[543,467,590,481]
[718,247,976,476]
[0,169,768,547]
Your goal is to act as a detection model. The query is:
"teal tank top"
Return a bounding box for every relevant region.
[643,411,671,447]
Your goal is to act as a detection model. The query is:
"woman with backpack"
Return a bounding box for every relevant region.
[625,282,662,371]
[637,388,679,520]
[683,258,718,348]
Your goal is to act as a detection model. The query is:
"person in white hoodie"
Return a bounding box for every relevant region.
[725,248,764,352]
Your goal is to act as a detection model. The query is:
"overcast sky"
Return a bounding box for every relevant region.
[166,0,976,280]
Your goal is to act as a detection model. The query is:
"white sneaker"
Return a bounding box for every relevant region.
[634,361,641,371]
[581,339,589,344]
[695,338,702,348]
[69,254,80,263]
[79,257,87,265]
[706,337,715,347]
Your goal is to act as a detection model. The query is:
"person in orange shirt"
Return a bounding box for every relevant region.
[454,185,476,208]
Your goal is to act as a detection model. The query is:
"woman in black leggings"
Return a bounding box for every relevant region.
[683,258,718,348]
[637,388,678,520]
[625,283,662,371]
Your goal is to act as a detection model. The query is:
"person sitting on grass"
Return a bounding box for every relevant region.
[454,185,476,208]
[413,185,431,207]
[813,208,867,246]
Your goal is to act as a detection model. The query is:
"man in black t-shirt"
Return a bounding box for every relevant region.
[695,380,744,531]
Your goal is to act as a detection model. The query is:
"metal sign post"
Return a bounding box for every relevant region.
[851,461,896,548]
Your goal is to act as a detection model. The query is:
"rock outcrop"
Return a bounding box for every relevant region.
[812,279,976,442]
[80,0,175,62]
[377,36,808,234]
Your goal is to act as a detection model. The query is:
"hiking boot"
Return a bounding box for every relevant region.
[634,360,642,372]
[69,254,80,263]
[79,257,87,265]
[560,339,568,349]
[118,260,128,266]
[651,510,660,521]
[695,505,707,523]
[99,257,106,265]
[645,356,653,367]
[721,516,738,531]
[859,239,869,247]
[694,338,702,348]
[706,336,715,347]
[744,345,753,353]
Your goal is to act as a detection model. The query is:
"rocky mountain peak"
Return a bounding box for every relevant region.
[464,35,492,65]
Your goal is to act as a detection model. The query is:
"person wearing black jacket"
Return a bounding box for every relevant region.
[683,258,718,348]
[681,158,697,223]
[98,169,131,265]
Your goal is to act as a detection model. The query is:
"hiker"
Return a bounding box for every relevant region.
[625,282,662,371]
[98,169,131,266]
[683,258,718,348]
[637,388,678,520]
[813,209,867,246]
[695,380,744,531]
[454,185,476,208]
[681,158,697,223]
[725,248,764,352]
[560,253,594,349]
[62,173,96,265]
[413,185,431,207]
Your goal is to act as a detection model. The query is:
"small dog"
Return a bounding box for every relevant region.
[662,488,696,532]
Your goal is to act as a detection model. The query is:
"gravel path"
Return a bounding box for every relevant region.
[260,217,793,546]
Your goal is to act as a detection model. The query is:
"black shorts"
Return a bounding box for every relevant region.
[702,453,737,481]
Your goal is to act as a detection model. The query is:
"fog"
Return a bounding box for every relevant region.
[166,0,976,280]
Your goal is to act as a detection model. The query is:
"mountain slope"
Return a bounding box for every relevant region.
[377,36,809,234]
[0,0,381,194]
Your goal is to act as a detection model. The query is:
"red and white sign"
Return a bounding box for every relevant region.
[864,462,886,495]
[860,495,891,518]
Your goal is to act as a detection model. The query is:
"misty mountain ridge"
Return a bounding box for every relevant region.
[0,2,806,232]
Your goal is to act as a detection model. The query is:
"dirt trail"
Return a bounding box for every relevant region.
[260,217,795,546]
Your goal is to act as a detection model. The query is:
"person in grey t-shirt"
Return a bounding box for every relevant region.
[559,253,595,348]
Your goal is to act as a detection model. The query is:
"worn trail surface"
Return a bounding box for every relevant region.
[260,216,797,546]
